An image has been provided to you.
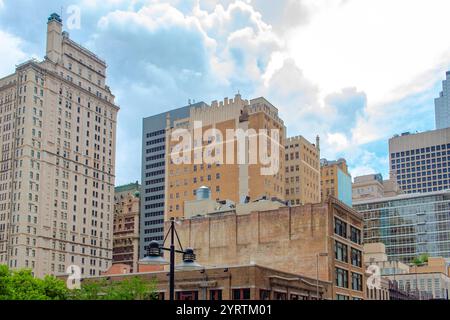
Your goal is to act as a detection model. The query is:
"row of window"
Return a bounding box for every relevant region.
[335,241,362,267]
[334,218,362,245]
[391,144,450,158]
[335,268,363,291]
[156,288,319,300]
[146,129,165,139]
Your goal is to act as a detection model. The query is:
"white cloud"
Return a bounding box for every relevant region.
[92,0,286,184]
[243,0,450,177]
[327,132,350,152]
[93,0,450,183]
[288,0,450,104]
[0,30,27,77]
[54,0,450,182]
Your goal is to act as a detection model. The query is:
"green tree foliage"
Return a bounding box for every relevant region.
[70,276,158,300]
[0,265,68,300]
[0,265,158,300]
[412,253,429,266]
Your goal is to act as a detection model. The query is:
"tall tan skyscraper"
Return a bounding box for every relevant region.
[284,135,321,205]
[0,14,118,277]
[165,95,286,219]
[320,158,352,207]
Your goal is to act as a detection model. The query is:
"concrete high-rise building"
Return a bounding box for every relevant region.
[320,158,352,206]
[354,190,450,264]
[165,95,286,220]
[435,71,450,130]
[352,173,402,202]
[389,129,450,194]
[113,182,140,272]
[140,102,204,258]
[284,135,321,205]
[0,14,118,277]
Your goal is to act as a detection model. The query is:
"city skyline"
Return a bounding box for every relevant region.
[2,2,450,306]
[1,1,449,186]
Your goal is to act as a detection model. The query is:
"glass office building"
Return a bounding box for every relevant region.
[354,191,450,264]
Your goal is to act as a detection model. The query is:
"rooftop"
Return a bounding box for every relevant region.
[115,182,140,193]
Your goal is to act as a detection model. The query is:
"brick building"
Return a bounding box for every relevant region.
[85,264,331,300]
[165,95,286,220]
[170,196,365,300]
[284,135,321,205]
[113,182,140,272]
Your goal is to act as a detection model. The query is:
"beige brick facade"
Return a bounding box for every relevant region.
[285,135,320,205]
[320,158,349,201]
[165,95,286,220]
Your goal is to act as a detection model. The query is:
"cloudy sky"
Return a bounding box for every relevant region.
[1,0,449,185]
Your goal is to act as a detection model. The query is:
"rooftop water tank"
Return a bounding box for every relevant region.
[196,186,211,201]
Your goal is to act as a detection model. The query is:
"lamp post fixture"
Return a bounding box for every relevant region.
[139,218,202,300]
[316,252,328,300]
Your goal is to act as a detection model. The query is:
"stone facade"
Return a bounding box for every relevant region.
[352,174,402,201]
[113,182,140,272]
[0,13,118,277]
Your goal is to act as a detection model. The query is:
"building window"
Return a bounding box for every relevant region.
[232,288,250,300]
[335,267,348,288]
[259,290,271,300]
[176,291,198,300]
[335,241,348,262]
[210,290,222,300]
[290,294,307,300]
[351,248,362,267]
[153,292,165,300]
[334,218,347,238]
[351,272,363,291]
[350,226,361,244]
[274,292,287,300]
[336,294,349,300]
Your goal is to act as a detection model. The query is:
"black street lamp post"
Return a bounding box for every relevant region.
[140,218,202,300]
